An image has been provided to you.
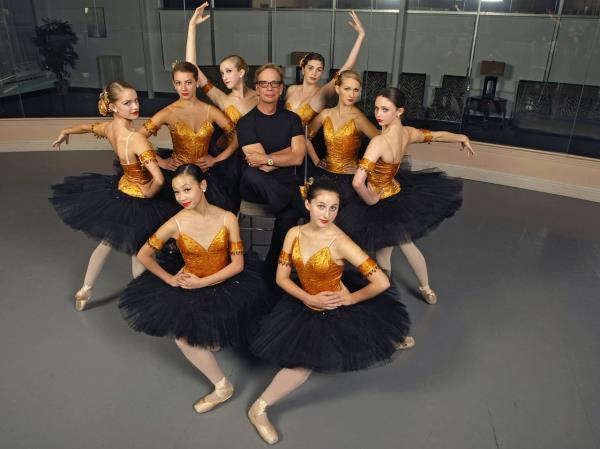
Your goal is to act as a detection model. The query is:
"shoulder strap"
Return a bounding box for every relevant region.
[174,218,182,233]
[326,235,337,248]
[124,132,135,164]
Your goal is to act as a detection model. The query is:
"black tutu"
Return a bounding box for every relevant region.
[313,168,356,207]
[50,173,180,255]
[249,271,410,373]
[119,255,268,348]
[336,168,462,251]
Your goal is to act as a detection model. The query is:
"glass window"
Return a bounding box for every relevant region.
[162,0,211,9]
[407,0,478,12]
[563,0,600,15]
[336,0,401,9]
[479,0,559,14]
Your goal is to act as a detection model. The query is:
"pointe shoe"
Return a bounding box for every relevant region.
[395,336,415,350]
[193,377,234,414]
[419,286,437,305]
[74,285,92,311]
[248,397,279,445]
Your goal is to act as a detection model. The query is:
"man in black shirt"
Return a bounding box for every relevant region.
[236,63,306,278]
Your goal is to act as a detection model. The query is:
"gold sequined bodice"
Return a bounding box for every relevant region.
[359,158,401,199]
[285,102,318,127]
[292,237,343,296]
[117,150,156,198]
[223,104,243,125]
[321,117,361,174]
[178,226,229,278]
[169,121,214,164]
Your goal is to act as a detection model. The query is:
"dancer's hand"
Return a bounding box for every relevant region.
[197,155,216,170]
[190,3,210,27]
[363,183,380,205]
[52,130,69,150]
[158,156,178,170]
[306,291,344,310]
[165,274,180,287]
[460,137,475,157]
[339,283,354,306]
[348,11,365,37]
[177,272,206,289]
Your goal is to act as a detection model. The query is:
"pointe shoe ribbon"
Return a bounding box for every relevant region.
[248,397,279,445]
[193,377,234,414]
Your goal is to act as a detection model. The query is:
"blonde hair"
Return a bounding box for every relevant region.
[98,80,136,117]
[220,55,249,77]
[335,70,362,87]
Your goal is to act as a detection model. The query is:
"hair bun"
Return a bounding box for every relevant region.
[97,90,110,116]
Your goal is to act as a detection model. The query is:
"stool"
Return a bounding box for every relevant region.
[237,200,275,251]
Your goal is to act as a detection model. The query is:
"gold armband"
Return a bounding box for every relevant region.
[138,149,157,167]
[91,123,106,139]
[421,129,433,143]
[278,250,292,267]
[229,241,244,256]
[357,158,376,174]
[202,82,214,94]
[147,234,165,251]
[143,120,159,137]
[358,257,378,278]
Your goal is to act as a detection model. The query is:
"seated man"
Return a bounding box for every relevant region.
[236,63,306,278]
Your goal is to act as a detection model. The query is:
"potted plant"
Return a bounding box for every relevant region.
[33,19,79,95]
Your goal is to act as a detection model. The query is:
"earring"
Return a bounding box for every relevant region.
[202,188,206,193]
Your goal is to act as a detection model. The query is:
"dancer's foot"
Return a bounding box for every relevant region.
[248,397,279,445]
[395,336,415,350]
[193,377,234,414]
[74,285,92,311]
[419,286,437,305]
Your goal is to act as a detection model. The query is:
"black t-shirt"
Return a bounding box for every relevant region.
[237,105,304,181]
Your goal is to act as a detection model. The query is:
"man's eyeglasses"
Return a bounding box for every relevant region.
[256,80,283,88]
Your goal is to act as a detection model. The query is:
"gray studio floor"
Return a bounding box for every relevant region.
[1,150,600,449]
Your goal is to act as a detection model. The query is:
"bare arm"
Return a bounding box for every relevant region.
[355,113,380,139]
[137,218,181,287]
[320,11,366,98]
[244,134,306,168]
[352,137,383,205]
[131,133,165,198]
[52,122,107,150]
[334,234,390,305]
[408,127,474,156]
[306,111,327,165]
[186,4,228,108]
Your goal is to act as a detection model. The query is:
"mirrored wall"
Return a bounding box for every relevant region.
[1,0,599,157]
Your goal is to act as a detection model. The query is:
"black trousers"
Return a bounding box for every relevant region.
[240,167,305,279]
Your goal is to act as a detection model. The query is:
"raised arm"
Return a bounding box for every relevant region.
[178,212,244,289]
[137,218,181,286]
[137,107,176,170]
[407,127,474,156]
[320,11,365,98]
[186,4,227,108]
[334,234,390,305]
[275,227,343,310]
[51,122,107,150]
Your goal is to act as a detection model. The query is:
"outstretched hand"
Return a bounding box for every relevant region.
[460,137,475,157]
[348,10,365,37]
[52,131,69,150]
[190,3,210,26]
